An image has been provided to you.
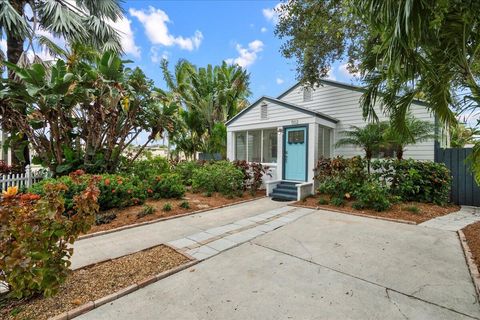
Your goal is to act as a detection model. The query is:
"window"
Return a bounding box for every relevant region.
[317,125,332,159]
[303,87,312,102]
[234,128,278,163]
[260,103,268,120]
[247,130,262,162]
[262,129,277,163]
[235,132,246,160]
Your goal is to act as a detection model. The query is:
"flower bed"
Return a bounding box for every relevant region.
[462,222,480,274]
[0,245,189,320]
[294,195,460,224]
[88,190,265,234]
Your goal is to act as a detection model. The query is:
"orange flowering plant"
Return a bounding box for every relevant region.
[0,172,100,299]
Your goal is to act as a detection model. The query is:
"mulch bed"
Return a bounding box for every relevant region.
[0,245,190,320]
[463,222,480,274]
[88,190,265,234]
[293,194,460,224]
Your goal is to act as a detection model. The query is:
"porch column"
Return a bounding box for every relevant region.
[308,123,317,182]
[226,130,234,161]
[276,127,283,181]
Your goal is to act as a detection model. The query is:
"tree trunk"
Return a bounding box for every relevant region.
[396,146,404,160]
[6,0,30,167]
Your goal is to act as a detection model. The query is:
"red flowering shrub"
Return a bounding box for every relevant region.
[0,174,100,298]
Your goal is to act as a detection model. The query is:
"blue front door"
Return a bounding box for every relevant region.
[284,126,307,181]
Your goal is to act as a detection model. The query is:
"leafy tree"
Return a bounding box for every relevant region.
[385,116,435,160]
[1,0,124,166]
[450,124,478,148]
[0,51,172,175]
[276,0,480,183]
[335,122,388,173]
[160,59,250,159]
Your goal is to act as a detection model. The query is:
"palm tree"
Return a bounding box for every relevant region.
[1,0,123,166]
[385,116,435,160]
[356,0,480,181]
[160,59,250,158]
[450,124,478,148]
[336,122,389,173]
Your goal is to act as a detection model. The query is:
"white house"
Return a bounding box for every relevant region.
[226,79,443,201]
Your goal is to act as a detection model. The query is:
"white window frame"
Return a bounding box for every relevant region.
[234,128,278,164]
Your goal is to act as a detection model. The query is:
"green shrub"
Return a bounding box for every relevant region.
[150,173,186,199]
[163,203,172,211]
[95,211,117,225]
[137,204,156,218]
[0,175,99,298]
[30,174,147,212]
[98,175,147,210]
[404,205,421,214]
[192,161,244,196]
[352,179,391,212]
[172,161,202,186]
[316,156,367,200]
[121,156,170,181]
[372,159,451,205]
[330,197,345,206]
[180,201,190,209]
[318,198,328,205]
[232,160,270,194]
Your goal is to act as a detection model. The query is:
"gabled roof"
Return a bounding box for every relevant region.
[277,79,429,107]
[225,96,339,126]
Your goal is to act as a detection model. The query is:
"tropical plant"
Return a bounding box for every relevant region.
[384,116,435,160]
[0,51,173,175]
[450,124,478,148]
[149,173,186,199]
[0,172,100,298]
[275,0,480,183]
[191,161,244,196]
[0,0,124,166]
[161,60,250,159]
[335,122,388,173]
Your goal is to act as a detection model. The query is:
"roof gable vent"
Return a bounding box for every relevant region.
[303,87,313,102]
[260,103,268,120]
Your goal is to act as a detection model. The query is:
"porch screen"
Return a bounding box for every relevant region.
[234,129,277,163]
[235,132,246,160]
[317,126,332,159]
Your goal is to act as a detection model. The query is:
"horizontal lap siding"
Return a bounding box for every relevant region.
[280,84,435,161]
[228,100,311,128]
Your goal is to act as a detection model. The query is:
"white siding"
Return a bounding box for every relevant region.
[279,83,435,161]
[228,99,313,129]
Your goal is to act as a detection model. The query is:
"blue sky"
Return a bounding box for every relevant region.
[115,0,357,101]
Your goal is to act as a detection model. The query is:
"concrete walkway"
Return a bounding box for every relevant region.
[71,198,287,269]
[78,208,480,320]
[419,206,480,231]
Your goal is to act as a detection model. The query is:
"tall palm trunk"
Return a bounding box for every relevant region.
[6,0,30,167]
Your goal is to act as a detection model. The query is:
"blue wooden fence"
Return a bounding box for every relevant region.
[435,147,480,206]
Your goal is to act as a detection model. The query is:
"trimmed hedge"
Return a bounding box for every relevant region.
[192,161,244,196]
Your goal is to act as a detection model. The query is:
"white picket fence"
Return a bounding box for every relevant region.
[0,165,49,191]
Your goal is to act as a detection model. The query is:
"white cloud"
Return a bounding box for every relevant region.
[130,6,203,51]
[150,47,169,63]
[326,69,336,81]
[276,77,284,84]
[107,16,141,57]
[262,3,283,24]
[226,40,264,68]
[261,27,268,33]
[338,62,360,78]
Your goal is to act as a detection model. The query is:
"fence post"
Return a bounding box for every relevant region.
[25,164,32,188]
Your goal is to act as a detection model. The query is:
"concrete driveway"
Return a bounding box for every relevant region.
[79,208,480,320]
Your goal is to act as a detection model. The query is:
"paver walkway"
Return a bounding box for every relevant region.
[419,206,480,231]
[71,198,288,269]
[168,206,313,260]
